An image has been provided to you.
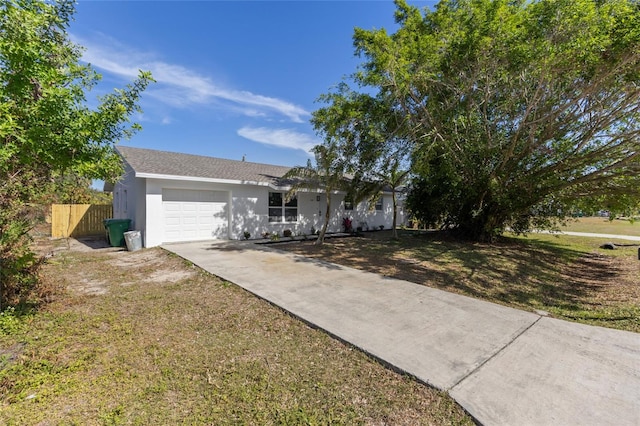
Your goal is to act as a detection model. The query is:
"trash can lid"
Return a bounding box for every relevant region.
[104,218,131,224]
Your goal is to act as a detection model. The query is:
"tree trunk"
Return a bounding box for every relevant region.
[391,188,398,239]
[316,192,332,245]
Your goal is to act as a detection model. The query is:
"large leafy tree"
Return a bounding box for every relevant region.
[353,0,640,241]
[0,0,152,306]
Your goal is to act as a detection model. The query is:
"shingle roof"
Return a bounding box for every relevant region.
[117,146,295,187]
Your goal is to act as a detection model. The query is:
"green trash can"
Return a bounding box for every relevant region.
[103,218,131,247]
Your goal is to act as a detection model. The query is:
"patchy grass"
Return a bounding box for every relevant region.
[278,230,640,333]
[561,216,640,235]
[0,243,472,425]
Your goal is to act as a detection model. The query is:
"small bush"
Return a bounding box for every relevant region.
[0,307,26,335]
[342,217,353,233]
[283,229,292,238]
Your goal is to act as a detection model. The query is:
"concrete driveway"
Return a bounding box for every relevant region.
[164,240,640,426]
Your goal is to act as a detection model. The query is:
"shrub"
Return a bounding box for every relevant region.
[342,217,353,233]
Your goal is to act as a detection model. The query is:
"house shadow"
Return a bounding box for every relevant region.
[202,239,345,271]
[272,229,636,315]
[73,236,125,252]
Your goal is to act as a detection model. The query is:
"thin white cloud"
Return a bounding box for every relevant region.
[237,126,319,153]
[74,34,310,123]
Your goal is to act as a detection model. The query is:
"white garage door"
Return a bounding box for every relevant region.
[162,189,229,243]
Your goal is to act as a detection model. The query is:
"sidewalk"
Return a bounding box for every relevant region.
[164,240,640,426]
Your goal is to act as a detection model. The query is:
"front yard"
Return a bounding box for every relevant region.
[278,230,640,333]
[0,239,471,425]
[2,219,637,423]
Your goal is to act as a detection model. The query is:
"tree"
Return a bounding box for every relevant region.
[283,143,348,245]
[312,86,411,239]
[39,172,112,204]
[352,0,640,241]
[373,160,410,239]
[0,0,152,307]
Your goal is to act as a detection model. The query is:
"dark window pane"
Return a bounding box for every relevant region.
[269,192,282,207]
[375,198,383,211]
[269,208,282,222]
[284,208,298,222]
[285,196,297,207]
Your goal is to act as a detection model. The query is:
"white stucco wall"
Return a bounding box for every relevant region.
[232,188,339,239]
[121,175,405,248]
[339,194,406,232]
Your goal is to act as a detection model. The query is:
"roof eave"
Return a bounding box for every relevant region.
[135,172,294,190]
[132,172,357,194]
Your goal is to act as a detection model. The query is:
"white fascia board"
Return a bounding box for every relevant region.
[133,172,355,195]
[135,172,267,186]
[135,172,297,190]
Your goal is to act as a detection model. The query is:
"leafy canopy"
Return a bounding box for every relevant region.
[0,0,152,306]
[352,0,640,241]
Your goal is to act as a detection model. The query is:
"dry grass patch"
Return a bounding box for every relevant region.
[0,240,471,425]
[278,231,640,332]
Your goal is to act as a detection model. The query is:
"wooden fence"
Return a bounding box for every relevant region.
[51,204,113,238]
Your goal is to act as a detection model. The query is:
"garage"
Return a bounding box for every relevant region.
[162,189,229,243]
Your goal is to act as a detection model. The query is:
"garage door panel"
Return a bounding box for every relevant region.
[164,203,181,212]
[162,189,229,243]
[165,217,181,226]
[199,216,214,225]
[183,216,197,225]
[165,230,181,240]
[182,203,197,212]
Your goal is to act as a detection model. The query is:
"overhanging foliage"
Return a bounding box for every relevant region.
[350,0,640,241]
[0,0,152,306]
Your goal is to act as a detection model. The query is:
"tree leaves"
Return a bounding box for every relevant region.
[0,0,152,306]
[353,0,640,241]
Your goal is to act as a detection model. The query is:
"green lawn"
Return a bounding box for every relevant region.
[560,216,640,236]
[0,245,471,425]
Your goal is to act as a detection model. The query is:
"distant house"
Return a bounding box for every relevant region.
[112,146,405,248]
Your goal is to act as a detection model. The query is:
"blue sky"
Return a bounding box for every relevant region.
[72,0,436,169]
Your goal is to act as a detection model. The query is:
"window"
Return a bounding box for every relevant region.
[268,192,283,222]
[269,192,297,222]
[344,195,353,211]
[375,197,383,211]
